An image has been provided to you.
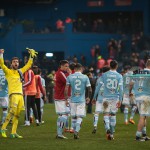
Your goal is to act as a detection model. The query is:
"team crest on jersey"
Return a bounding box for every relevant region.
[138,87,143,92]
[74,92,81,96]
[110,89,115,94]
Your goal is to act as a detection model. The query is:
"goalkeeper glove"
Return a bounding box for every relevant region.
[26,47,38,58]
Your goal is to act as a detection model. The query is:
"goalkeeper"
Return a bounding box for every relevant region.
[0,48,38,138]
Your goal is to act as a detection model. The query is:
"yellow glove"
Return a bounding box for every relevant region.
[26,48,38,58]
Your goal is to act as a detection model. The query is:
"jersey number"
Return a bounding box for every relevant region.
[75,79,81,90]
[125,77,130,84]
[106,79,118,89]
[0,75,5,85]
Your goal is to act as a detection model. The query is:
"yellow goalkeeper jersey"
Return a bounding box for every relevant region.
[0,57,33,96]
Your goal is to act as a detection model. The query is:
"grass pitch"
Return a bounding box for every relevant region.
[0,104,150,150]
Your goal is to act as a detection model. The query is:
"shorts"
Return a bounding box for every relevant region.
[0,97,9,108]
[136,96,150,116]
[70,102,86,117]
[54,100,70,115]
[103,98,119,114]
[95,101,103,113]
[9,94,25,110]
[122,94,136,106]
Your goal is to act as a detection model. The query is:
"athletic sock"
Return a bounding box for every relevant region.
[1,110,8,124]
[110,115,116,134]
[130,106,137,119]
[136,131,142,138]
[124,107,128,122]
[75,118,82,133]
[57,115,67,135]
[93,114,99,128]
[104,116,110,131]
[142,126,146,136]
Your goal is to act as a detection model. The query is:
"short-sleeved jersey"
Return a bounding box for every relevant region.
[93,77,104,103]
[66,72,91,103]
[132,69,150,97]
[123,71,133,95]
[100,70,123,100]
[0,69,8,97]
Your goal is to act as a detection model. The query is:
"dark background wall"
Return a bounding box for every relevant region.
[0,0,149,63]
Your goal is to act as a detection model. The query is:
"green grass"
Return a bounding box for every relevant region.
[0,104,150,150]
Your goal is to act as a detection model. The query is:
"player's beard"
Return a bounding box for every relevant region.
[12,65,18,70]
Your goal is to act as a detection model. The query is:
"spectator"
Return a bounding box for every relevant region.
[97,56,106,70]
[65,17,72,23]
[56,19,65,32]
[47,70,55,103]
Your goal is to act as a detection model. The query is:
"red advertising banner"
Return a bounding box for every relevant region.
[115,0,132,6]
[87,0,104,7]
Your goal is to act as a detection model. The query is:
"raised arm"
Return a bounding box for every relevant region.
[20,48,38,74]
[0,49,10,74]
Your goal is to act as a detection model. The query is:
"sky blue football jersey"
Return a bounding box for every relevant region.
[100,70,123,100]
[131,69,150,97]
[66,72,91,103]
[0,69,8,97]
[123,72,133,95]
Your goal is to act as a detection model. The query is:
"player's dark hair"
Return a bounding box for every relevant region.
[69,63,76,71]
[124,65,131,71]
[102,65,110,73]
[11,57,19,63]
[59,60,69,66]
[32,65,38,75]
[74,63,82,70]
[110,60,118,69]
[86,72,92,77]
[37,68,42,75]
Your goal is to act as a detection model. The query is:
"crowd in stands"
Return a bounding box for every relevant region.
[3,30,150,105]
[20,13,142,34]
[0,13,142,35]
[1,14,150,105]
[2,34,150,103]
